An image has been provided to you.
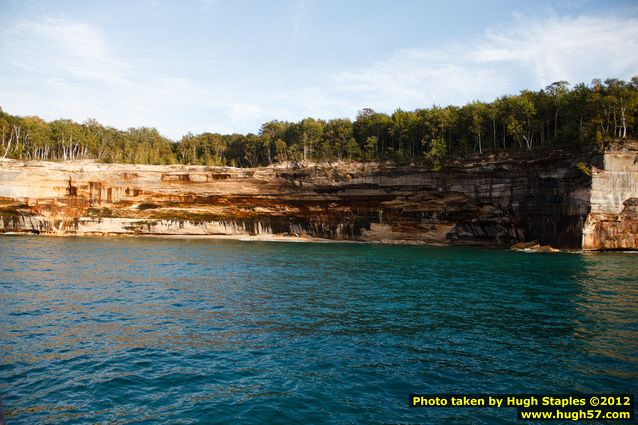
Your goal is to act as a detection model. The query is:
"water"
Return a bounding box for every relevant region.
[0,237,636,424]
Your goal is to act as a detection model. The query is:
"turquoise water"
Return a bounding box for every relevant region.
[0,237,637,424]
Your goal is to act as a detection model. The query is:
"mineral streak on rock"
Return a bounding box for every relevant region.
[0,146,636,249]
[583,147,638,250]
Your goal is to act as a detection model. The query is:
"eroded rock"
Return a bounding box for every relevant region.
[583,149,638,250]
[0,147,635,249]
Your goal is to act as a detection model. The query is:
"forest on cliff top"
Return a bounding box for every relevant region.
[1,77,637,168]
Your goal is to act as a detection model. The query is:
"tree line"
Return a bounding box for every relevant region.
[1,77,637,168]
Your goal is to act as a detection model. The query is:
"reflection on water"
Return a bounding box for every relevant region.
[1,237,637,424]
[572,253,638,378]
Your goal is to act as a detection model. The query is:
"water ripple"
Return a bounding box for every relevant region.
[1,237,637,424]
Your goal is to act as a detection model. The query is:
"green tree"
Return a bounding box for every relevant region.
[546,80,570,143]
[467,101,487,155]
[323,118,355,160]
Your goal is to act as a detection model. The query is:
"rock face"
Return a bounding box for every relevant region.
[0,147,635,249]
[583,149,638,250]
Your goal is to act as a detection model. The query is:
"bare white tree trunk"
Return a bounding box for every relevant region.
[620,99,627,139]
[1,129,9,158]
[1,128,6,155]
[62,134,67,160]
[5,126,20,159]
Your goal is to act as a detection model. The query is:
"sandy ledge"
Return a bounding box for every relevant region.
[1,231,576,251]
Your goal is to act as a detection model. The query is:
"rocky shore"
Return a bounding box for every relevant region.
[1,145,636,250]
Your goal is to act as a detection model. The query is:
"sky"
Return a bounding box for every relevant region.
[1,0,637,140]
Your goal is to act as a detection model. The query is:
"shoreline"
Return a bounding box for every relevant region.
[2,147,636,251]
[5,232,637,253]
[0,231,594,252]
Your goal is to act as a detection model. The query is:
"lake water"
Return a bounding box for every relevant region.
[0,237,636,424]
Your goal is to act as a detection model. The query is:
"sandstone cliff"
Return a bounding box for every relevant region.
[583,147,638,250]
[0,147,636,249]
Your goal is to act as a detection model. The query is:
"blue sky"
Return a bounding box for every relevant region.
[1,0,637,139]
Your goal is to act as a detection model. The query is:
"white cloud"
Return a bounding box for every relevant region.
[3,18,129,86]
[0,17,201,137]
[474,15,638,85]
[0,13,637,138]
[201,13,638,130]
[329,14,638,113]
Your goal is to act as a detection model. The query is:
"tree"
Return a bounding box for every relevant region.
[363,136,377,161]
[546,80,570,143]
[390,109,418,160]
[260,121,290,164]
[503,94,536,150]
[354,109,392,158]
[426,137,446,171]
[0,76,636,166]
[467,101,487,155]
[486,100,500,152]
[274,139,287,162]
[323,118,354,160]
[299,118,324,161]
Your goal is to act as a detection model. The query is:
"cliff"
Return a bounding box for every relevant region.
[583,147,638,250]
[0,147,636,249]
